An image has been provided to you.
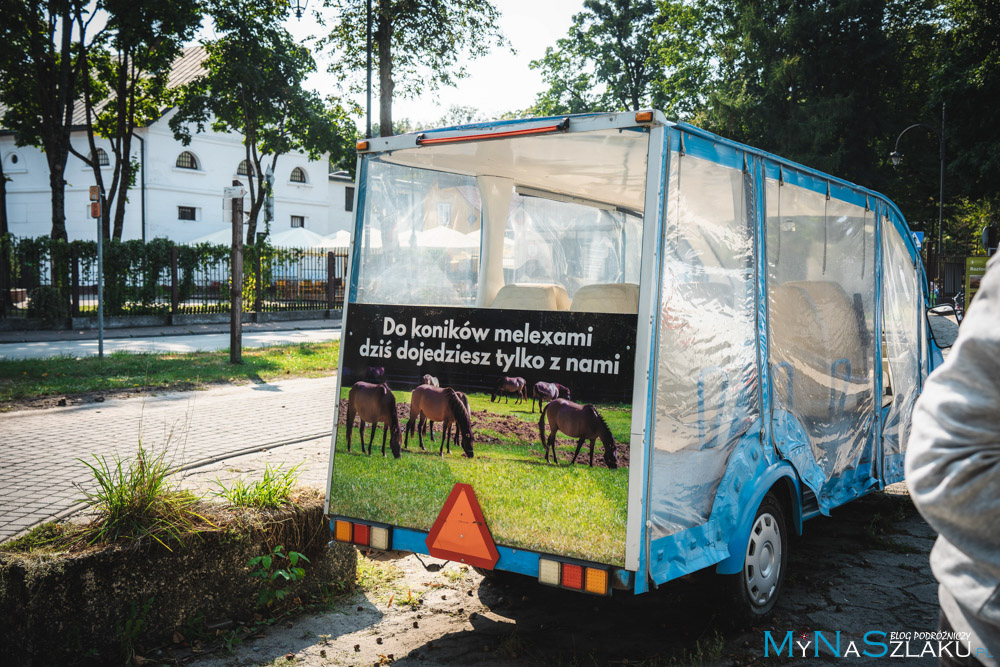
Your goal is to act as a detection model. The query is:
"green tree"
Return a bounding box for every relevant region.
[530,0,660,115]
[0,0,92,241]
[171,0,354,243]
[318,0,508,137]
[73,0,202,240]
[930,0,1000,206]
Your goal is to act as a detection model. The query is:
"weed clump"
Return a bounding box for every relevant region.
[77,445,213,550]
[214,462,302,509]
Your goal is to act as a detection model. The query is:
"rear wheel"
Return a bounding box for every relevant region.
[727,492,787,623]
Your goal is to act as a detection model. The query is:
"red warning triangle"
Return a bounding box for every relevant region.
[425,483,499,569]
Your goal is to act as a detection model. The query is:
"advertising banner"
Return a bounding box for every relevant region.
[966,256,988,308]
[328,303,638,566]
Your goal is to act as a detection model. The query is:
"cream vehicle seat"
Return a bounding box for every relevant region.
[490,283,570,311]
[570,282,640,314]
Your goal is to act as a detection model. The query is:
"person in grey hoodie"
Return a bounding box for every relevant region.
[907,254,1000,667]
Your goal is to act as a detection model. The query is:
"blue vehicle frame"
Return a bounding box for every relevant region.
[325,110,939,607]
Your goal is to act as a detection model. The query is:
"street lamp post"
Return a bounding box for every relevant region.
[889,103,946,280]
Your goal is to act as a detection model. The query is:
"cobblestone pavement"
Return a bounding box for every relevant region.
[0,375,338,542]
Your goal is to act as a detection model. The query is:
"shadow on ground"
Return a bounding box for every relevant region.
[183,490,936,666]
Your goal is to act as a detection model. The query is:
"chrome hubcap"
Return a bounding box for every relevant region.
[744,512,781,606]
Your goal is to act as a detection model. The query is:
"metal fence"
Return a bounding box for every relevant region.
[0,236,349,321]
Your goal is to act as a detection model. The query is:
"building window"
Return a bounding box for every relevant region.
[91,148,110,166]
[3,151,25,173]
[176,151,198,170]
[291,215,305,228]
[290,167,307,183]
[178,206,197,221]
[345,186,355,212]
[237,160,250,176]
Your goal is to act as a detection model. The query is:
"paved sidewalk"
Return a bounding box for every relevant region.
[0,318,342,360]
[0,328,341,360]
[0,375,338,542]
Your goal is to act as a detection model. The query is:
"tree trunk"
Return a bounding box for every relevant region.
[377,14,394,137]
[0,157,8,237]
[46,154,68,242]
[245,164,260,245]
[112,133,132,240]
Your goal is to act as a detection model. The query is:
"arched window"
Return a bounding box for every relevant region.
[91,148,109,166]
[237,160,250,176]
[289,167,307,183]
[175,151,198,170]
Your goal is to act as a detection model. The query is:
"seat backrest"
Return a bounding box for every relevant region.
[490,283,570,311]
[570,282,640,314]
[770,280,868,420]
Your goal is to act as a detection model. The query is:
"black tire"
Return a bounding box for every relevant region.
[725,492,788,625]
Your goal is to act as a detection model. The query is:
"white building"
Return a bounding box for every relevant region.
[0,47,355,244]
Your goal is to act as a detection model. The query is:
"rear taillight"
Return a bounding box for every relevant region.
[332,518,390,550]
[538,557,611,596]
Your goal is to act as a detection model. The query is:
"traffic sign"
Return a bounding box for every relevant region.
[425,483,499,569]
[912,231,924,249]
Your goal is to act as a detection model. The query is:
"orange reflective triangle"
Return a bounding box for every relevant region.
[425,483,499,569]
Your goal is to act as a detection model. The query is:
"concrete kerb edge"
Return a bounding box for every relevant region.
[4,430,333,544]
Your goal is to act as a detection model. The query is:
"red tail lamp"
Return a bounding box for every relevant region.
[352,523,370,547]
[416,118,570,147]
[561,563,584,590]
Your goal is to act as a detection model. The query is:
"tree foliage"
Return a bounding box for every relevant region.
[74,0,203,240]
[171,0,355,243]
[529,0,997,257]
[318,0,508,136]
[0,0,92,241]
[530,0,660,115]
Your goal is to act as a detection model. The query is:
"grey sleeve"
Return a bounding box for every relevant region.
[905,256,1000,563]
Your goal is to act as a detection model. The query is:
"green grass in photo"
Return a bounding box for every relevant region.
[0,341,340,408]
[330,387,631,566]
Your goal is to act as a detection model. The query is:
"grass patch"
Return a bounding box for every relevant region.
[356,555,404,598]
[332,388,629,566]
[214,463,302,509]
[0,340,340,408]
[77,445,215,550]
[1,522,66,553]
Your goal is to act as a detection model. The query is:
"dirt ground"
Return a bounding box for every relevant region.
[172,465,938,667]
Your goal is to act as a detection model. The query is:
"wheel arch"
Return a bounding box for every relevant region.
[715,464,802,576]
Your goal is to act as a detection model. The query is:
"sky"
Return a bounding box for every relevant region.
[282,0,586,128]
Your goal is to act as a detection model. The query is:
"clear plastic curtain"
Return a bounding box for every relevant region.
[881,221,920,457]
[766,177,876,489]
[649,154,758,538]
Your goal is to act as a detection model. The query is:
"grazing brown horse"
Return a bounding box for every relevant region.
[538,399,618,469]
[427,391,469,452]
[418,375,442,440]
[406,386,474,457]
[531,381,571,413]
[491,376,527,404]
[346,381,401,458]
